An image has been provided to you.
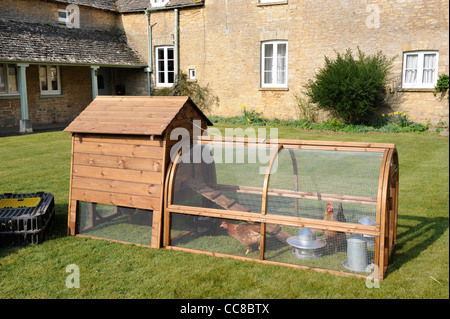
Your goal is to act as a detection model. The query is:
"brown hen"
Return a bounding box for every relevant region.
[220,220,261,254]
[323,201,347,253]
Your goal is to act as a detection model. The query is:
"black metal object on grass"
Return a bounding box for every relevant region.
[0,192,55,246]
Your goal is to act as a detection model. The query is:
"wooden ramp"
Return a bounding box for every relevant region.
[184,180,291,243]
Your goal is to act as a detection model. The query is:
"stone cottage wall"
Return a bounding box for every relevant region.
[120,0,449,124]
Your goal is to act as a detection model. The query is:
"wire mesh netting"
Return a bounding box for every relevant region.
[168,142,385,274]
[264,223,376,274]
[170,213,262,259]
[168,213,376,274]
[172,144,276,213]
[77,201,153,246]
[267,148,382,223]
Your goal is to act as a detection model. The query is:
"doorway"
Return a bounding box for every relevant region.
[97,67,111,95]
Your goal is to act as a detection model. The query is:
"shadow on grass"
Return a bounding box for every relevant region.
[386,215,449,277]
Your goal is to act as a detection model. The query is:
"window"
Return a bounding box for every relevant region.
[0,64,19,95]
[156,46,175,87]
[402,51,439,89]
[150,0,169,7]
[39,65,61,95]
[261,40,288,88]
[189,68,196,81]
[58,9,68,25]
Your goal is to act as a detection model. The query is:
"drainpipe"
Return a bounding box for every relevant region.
[145,9,158,96]
[174,8,179,82]
[145,9,152,96]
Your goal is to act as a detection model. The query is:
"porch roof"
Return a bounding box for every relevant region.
[0,19,145,67]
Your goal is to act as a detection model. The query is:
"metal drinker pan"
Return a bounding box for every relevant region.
[287,228,326,259]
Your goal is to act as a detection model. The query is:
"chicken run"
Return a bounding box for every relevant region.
[65,97,398,281]
[164,137,399,280]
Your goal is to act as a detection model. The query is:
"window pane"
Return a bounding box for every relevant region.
[264,71,273,84]
[168,60,174,72]
[264,56,273,71]
[40,66,48,91]
[58,10,68,21]
[422,54,436,83]
[277,43,287,58]
[157,48,164,60]
[158,60,165,72]
[405,54,418,84]
[167,48,174,60]
[276,70,286,85]
[405,69,417,83]
[50,66,58,91]
[7,66,18,92]
[264,44,273,58]
[168,71,174,84]
[405,54,418,69]
[0,66,5,93]
[277,48,286,85]
[423,54,436,69]
[158,71,165,83]
[423,69,435,84]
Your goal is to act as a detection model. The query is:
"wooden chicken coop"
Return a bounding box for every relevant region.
[64,96,211,248]
[64,96,399,280]
[164,137,398,280]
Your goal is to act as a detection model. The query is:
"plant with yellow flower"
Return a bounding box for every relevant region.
[242,105,266,125]
[381,109,413,127]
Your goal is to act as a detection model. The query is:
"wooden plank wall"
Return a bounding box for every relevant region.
[67,133,164,248]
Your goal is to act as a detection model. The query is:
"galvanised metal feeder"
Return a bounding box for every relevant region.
[343,234,374,273]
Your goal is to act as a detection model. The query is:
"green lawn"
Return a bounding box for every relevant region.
[0,125,448,299]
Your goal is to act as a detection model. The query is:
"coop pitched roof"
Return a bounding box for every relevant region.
[0,19,145,67]
[64,96,212,136]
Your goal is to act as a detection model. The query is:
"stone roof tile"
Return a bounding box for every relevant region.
[0,19,145,66]
[116,0,204,12]
[47,0,118,12]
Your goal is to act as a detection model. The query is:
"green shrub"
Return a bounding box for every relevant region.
[208,116,429,133]
[434,74,449,99]
[305,47,395,125]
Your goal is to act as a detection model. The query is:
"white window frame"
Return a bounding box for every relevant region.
[402,51,439,89]
[155,46,175,87]
[58,9,69,24]
[39,65,62,95]
[261,40,288,88]
[189,68,196,81]
[0,63,19,95]
[260,0,286,3]
[150,0,169,8]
